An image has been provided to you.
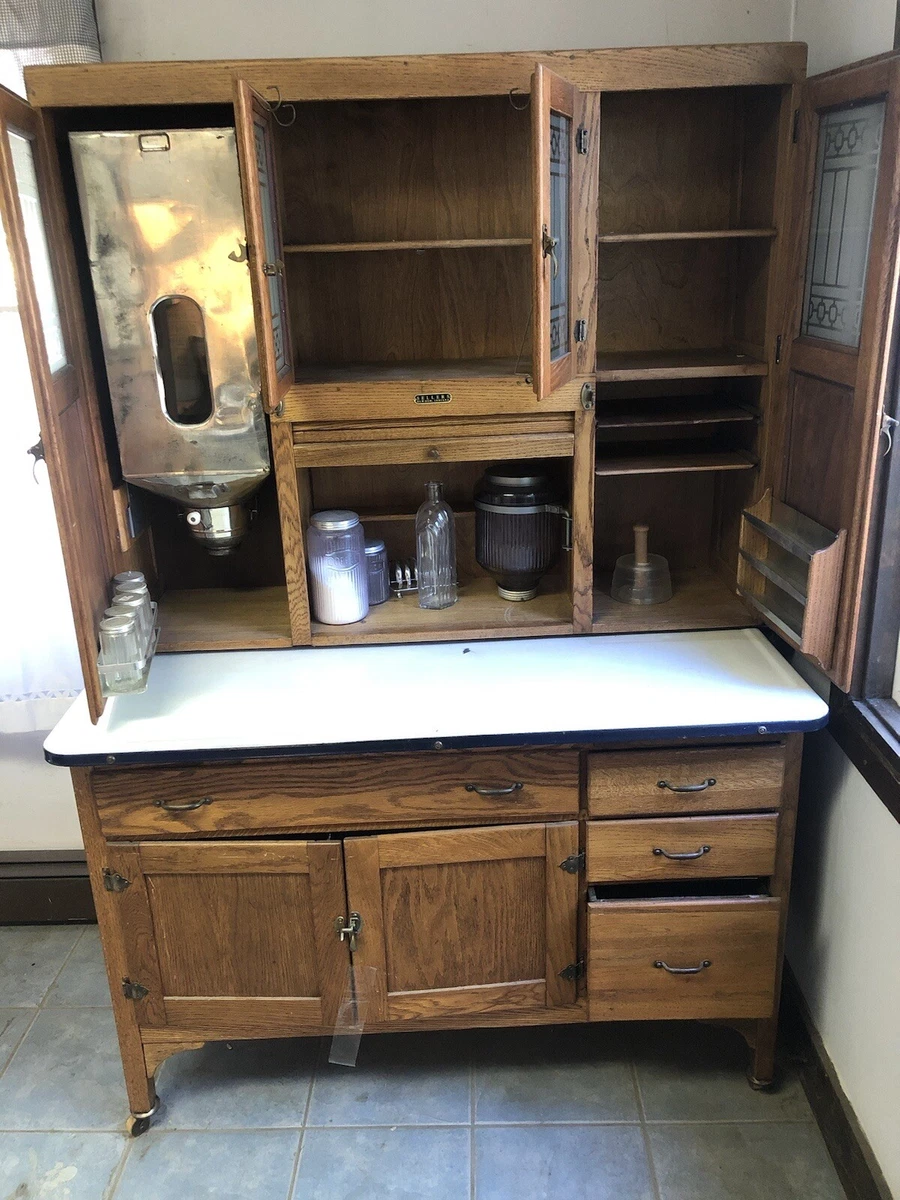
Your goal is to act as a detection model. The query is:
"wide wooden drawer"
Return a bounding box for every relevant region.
[587,895,781,1021]
[587,744,785,817]
[585,814,779,883]
[91,749,579,838]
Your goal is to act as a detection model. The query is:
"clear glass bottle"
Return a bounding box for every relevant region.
[415,481,457,609]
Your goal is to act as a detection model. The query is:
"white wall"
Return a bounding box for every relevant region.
[0,733,81,852]
[95,0,792,62]
[788,733,900,1197]
[794,0,895,71]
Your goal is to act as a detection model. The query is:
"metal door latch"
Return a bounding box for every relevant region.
[576,126,589,155]
[122,978,149,1001]
[559,959,585,981]
[559,851,584,875]
[334,912,362,951]
[102,868,131,893]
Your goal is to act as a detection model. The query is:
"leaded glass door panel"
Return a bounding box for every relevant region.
[532,65,581,400]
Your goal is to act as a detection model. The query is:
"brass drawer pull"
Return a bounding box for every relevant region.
[657,777,717,793]
[654,959,712,975]
[652,844,711,861]
[153,797,213,812]
[464,782,524,797]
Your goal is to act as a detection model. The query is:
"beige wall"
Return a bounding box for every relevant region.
[0,733,81,852]
[788,733,900,1197]
[794,0,895,71]
[94,0,792,61]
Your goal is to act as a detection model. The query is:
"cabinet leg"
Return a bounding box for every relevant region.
[747,1017,778,1091]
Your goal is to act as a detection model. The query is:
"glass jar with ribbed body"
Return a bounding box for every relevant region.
[415,482,457,610]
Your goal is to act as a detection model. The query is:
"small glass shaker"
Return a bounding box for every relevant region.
[364,538,390,605]
[113,571,146,589]
[108,594,151,654]
[98,614,141,690]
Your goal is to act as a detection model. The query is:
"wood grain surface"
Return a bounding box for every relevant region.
[585,813,779,882]
[587,896,781,1020]
[587,743,786,817]
[91,750,580,838]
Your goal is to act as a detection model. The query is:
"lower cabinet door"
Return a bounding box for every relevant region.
[109,840,349,1033]
[343,822,580,1023]
[587,896,781,1021]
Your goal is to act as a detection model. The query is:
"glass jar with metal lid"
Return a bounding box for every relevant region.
[474,462,570,601]
[307,510,369,625]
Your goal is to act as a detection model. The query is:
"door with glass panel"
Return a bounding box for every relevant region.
[0,84,114,719]
[531,65,583,400]
[741,55,900,690]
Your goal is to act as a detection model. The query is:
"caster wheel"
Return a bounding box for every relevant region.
[126,1097,160,1137]
[747,1069,779,1093]
[127,1114,151,1137]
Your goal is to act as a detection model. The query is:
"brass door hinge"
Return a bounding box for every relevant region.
[559,959,585,981]
[580,383,595,411]
[576,126,589,155]
[559,851,584,874]
[102,868,131,893]
[574,319,587,343]
[122,978,149,1001]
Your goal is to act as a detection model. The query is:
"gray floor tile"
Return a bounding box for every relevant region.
[0,1131,126,1199]
[113,1129,300,1200]
[0,925,83,1006]
[0,1008,127,1130]
[633,1022,813,1122]
[295,1126,470,1200]
[307,1032,471,1127]
[0,1007,36,1072]
[475,1124,655,1200]
[45,927,112,1008]
[155,1038,320,1129]
[648,1122,847,1200]
[474,1023,638,1123]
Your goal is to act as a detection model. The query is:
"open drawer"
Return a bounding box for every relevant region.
[587,889,780,1021]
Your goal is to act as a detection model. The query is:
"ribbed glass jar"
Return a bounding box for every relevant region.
[307,510,369,625]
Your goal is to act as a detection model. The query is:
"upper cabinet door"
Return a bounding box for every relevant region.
[766,55,900,689]
[0,85,113,720]
[532,65,583,400]
[233,79,294,412]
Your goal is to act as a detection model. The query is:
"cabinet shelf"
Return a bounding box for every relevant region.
[739,547,808,606]
[594,450,757,478]
[595,349,768,383]
[293,357,529,386]
[741,493,837,562]
[311,576,572,646]
[284,238,531,253]
[594,404,758,432]
[592,568,754,634]
[157,588,293,652]
[598,228,776,244]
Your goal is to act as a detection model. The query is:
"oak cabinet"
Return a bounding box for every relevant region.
[344,822,581,1021]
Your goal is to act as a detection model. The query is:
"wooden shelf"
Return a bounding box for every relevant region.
[595,349,768,383]
[742,493,837,562]
[311,576,572,646]
[594,450,757,478]
[598,228,776,244]
[739,547,808,606]
[157,588,292,652]
[284,238,531,253]
[592,568,754,634]
[595,404,758,432]
[293,357,529,386]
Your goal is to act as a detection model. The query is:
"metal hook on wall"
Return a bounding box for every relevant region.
[508,87,530,111]
[265,86,297,128]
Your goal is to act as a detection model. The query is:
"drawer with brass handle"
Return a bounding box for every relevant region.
[90,749,578,838]
[586,814,778,882]
[587,894,781,1021]
[587,744,785,818]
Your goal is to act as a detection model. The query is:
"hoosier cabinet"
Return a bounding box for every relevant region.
[3,42,896,1132]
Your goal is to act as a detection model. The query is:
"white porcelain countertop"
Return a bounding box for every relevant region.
[44,629,828,766]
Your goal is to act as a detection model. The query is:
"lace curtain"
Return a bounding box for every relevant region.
[0,0,100,731]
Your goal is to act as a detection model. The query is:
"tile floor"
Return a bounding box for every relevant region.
[0,924,847,1199]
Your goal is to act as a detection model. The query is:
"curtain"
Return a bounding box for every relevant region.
[0,1,100,731]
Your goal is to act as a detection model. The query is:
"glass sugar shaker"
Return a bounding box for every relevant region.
[364,538,390,605]
[307,510,369,625]
[415,481,457,610]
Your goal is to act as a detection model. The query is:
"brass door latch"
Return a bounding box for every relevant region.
[334,912,362,951]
